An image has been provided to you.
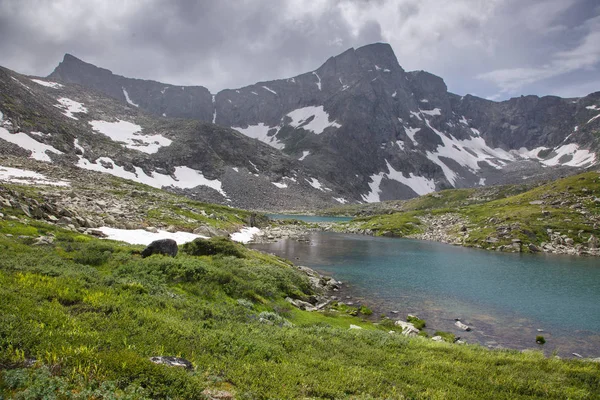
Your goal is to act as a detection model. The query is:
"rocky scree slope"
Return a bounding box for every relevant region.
[49,43,600,203]
[331,172,600,256]
[0,66,340,210]
[0,155,263,237]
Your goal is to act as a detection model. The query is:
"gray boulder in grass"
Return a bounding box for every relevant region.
[141,238,178,258]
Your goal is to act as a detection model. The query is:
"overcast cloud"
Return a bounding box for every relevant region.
[0,0,598,100]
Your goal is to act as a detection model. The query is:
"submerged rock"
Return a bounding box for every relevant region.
[455,320,471,331]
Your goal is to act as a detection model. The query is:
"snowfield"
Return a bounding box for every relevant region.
[230,227,261,244]
[231,123,284,149]
[0,165,70,186]
[89,120,172,154]
[31,79,63,89]
[361,160,436,202]
[54,98,88,120]
[98,227,205,246]
[0,127,63,162]
[286,106,341,134]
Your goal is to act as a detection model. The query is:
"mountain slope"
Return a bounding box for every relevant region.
[0,66,342,210]
[48,43,600,203]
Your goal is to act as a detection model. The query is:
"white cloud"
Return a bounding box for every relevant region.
[478,14,600,94]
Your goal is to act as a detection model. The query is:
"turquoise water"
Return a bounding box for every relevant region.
[251,232,600,357]
[266,214,353,223]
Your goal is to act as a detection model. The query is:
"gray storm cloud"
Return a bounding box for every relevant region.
[0,0,598,99]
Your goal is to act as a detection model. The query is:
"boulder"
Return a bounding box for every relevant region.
[141,238,178,258]
[455,320,471,331]
[149,356,193,370]
[431,336,444,342]
[285,297,317,311]
[193,225,228,237]
[588,235,598,249]
[394,320,419,337]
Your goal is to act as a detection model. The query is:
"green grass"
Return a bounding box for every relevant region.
[345,172,600,253]
[0,218,599,398]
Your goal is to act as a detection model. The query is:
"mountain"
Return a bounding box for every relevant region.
[48,43,600,204]
[0,66,341,211]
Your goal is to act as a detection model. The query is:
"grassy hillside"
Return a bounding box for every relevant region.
[346,172,600,254]
[1,187,600,398]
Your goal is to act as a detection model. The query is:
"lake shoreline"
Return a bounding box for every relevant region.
[250,228,600,360]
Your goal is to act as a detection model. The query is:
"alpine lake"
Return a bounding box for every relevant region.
[252,216,600,359]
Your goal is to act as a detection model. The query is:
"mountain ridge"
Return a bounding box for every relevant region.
[8,43,600,205]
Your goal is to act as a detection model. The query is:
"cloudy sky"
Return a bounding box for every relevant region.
[1,0,599,100]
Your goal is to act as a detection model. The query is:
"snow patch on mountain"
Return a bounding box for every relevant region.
[0,127,63,162]
[333,197,348,204]
[232,123,284,149]
[403,125,421,145]
[76,157,227,196]
[586,105,599,110]
[298,150,310,161]
[54,98,87,120]
[122,88,139,107]
[98,227,204,246]
[306,177,326,191]
[541,144,596,167]
[361,161,435,202]
[384,160,435,196]
[31,79,63,89]
[272,181,288,189]
[588,113,600,124]
[0,165,70,186]
[420,108,441,117]
[409,111,422,121]
[89,120,172,154]
[287,106,341,135]
[231,227,261,244]
[361,172,385,203]
[262,86,277,95]
[423,118,514,185]
[312,72,322,90]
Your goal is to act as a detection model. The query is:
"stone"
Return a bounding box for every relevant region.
[285,297,317,311]
[141,239,178,258]
[349,324,362,329]
[431,336,444,342]
[145,226,158,233]
[149,356,193,370]
[588,235,598,249]
[202,388,234,400]
[394,320,419,337]
[193,225,228,237]
[455,321,471,331]
[528,243,541,252]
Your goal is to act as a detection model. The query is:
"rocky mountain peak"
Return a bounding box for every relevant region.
[29,43,600,205]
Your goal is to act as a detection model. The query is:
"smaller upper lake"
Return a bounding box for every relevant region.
[266,214,353,223]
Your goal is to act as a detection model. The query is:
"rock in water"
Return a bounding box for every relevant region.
[455,320,471,331]
[141,239,178,258]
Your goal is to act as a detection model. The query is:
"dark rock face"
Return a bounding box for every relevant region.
[141,239,178,258]
[49,54,213,121]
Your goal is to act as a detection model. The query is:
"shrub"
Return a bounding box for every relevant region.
[359,305,373,315]
[434,331,456,343]
[536,335,546,345]
[407,315,426,330]
[181,237,246,258]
